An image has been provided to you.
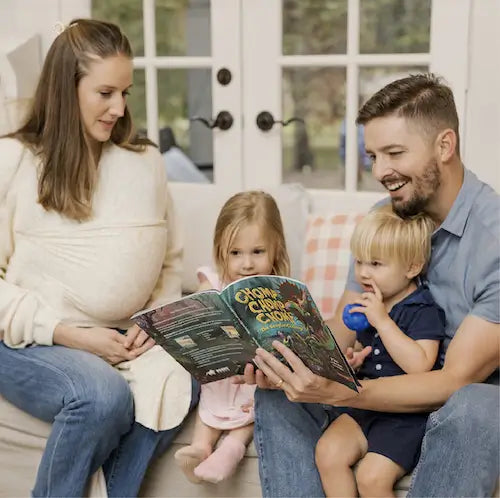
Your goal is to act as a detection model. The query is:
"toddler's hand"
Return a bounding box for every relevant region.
[346,346,372,370]
[350,282,390,329]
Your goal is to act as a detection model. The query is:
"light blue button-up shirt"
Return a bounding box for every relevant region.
[347,168,500,360]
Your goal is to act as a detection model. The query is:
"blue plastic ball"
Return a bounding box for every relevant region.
[342,304,370,332]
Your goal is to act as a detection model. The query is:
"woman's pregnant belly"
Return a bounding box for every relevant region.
[9,222,168,322]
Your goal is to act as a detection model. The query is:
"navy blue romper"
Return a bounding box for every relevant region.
[347,285,446,472]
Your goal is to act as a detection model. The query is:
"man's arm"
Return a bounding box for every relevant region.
[336,314,499,412]
[251,314,498,412]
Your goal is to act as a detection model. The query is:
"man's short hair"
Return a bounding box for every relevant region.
[356,73,460,153]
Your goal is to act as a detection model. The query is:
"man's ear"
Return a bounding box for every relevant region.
[406,262,424,280]
[436,128,457,162]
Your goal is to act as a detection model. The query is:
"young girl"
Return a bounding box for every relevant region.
[175,190,291,484]
[315,204,446,498]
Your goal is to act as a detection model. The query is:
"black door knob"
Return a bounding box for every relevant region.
[256,111,304,132]
[216,67,232,86]
[190,110,233,130]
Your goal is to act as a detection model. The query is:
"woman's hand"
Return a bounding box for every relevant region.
[123,324,156,357]
[251,341,360,405]
[84,327,142,364]
[54,324,139,365]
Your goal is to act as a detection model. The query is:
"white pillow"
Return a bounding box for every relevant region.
[171,183,310,293]
[0,96,30,135]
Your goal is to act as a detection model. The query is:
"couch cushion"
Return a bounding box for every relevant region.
[0,393,51,440]
[301,212,365,318]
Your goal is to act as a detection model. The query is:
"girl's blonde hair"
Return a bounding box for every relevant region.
[350,204,435,271]
[213,191,291,281]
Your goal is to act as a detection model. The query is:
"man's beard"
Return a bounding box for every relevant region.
[392,159,441,218]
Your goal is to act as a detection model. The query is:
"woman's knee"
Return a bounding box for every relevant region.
[70,366,133,430]
[97,373,133,423]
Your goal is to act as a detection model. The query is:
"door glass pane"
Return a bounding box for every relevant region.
[357,65,428,191]
[156,0,211,56]
[282,0,347,55]
[282,67,346,189]
[91,0,144,56]
[128,69,147,134]
[157,68,213,183]
[360,0,431,54]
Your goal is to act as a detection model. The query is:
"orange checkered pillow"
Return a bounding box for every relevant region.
[301,213,365,319]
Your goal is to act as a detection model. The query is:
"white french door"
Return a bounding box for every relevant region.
[84,0,471,210]
[138,0,243,191]
[241,0,471,212]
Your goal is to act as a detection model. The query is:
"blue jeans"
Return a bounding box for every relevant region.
[0,342,199,497]
[254,381,499,497]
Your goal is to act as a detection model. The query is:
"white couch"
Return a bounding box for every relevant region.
[139,185,417,498]
[0,182,416,497]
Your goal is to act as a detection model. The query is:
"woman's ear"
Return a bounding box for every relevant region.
[406,262,424,280]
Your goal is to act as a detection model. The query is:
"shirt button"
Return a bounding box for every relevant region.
[375,364,382,371]
[374,348,380,355]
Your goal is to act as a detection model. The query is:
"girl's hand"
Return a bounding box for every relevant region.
[349,282,390,329]
[346,346,372,370]
[252,341,359,405]
[124,324,156,357]
[240,399,254,413]
[231,362,280,390]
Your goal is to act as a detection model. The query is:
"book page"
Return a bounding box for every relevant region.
[133,291,258,383]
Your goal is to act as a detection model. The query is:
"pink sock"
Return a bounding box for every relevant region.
[194,435,246,483]
[174,445,210,484]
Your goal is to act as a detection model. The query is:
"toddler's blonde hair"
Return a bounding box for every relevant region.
[350,204,435,271]
[213,191,290,282]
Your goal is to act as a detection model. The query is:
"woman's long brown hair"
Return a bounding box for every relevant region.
[6,19,150,221]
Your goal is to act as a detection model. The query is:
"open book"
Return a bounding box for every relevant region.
[132,275,360,391]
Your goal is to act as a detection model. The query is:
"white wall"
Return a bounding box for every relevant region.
[429,0,470,153]
[463,0,500,192]
[0,0,90,57]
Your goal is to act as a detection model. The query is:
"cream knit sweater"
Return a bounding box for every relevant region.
[0,137,192,430]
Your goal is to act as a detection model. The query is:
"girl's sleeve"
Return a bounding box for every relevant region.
[143,148,183,308]
[196,266,220,290]
[0,139,60,348]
